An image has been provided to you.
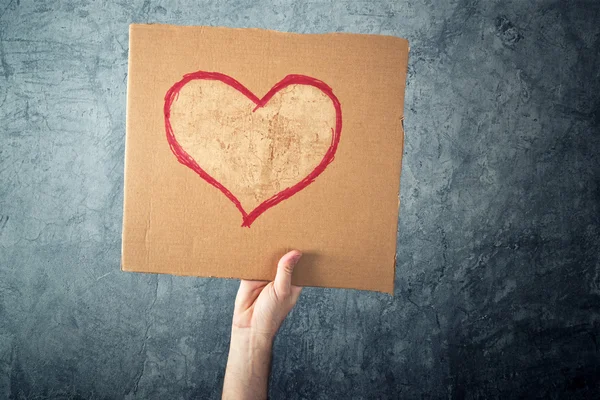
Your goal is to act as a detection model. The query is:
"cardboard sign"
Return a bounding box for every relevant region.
[123,24,409,293]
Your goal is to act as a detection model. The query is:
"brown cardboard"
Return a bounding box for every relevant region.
[123,24,409,293]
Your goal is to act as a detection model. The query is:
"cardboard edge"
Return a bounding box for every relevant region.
[120,267,394,295]
[129,23,410,45]
[121,24,136,273]
[390,43,410,296]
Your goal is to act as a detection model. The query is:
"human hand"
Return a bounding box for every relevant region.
[222,250,303,400]
[232,250,303,339]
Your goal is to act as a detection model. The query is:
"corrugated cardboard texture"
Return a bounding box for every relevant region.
[123,24,409,293]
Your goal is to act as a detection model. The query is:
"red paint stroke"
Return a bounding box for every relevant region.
[164,71,342,227]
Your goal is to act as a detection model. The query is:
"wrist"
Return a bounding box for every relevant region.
[230,326,274,351]
[223,327,273,400]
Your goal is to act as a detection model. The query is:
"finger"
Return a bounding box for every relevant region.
[289,285,303,306]
[235,280,267,312]
[274,250,302,298]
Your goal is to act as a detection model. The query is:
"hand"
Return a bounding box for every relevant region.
[232,250,303,338]
[222,250,303,400]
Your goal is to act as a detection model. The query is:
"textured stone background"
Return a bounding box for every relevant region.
[1,0,599,398]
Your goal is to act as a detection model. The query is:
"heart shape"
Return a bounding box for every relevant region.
[164,71,342,227]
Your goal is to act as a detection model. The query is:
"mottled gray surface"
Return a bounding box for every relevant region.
[1,0,599,398]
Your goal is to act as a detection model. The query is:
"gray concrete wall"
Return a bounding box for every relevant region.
[1,0,599,398]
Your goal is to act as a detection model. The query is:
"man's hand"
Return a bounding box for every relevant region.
[222,250,303,400]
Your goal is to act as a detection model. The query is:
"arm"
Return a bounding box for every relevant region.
[222,250,303,400]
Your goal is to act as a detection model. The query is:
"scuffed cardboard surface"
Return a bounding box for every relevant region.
[123,24,409,293]
[169,79,335,211]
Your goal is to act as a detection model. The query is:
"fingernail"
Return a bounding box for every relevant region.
[291,253,302,264]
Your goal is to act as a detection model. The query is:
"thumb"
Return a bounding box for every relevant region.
[274,250,302,298]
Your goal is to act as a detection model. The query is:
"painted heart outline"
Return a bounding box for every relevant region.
[164,71,342,227]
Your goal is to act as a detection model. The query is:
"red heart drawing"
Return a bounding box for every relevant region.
[164,71,342,227]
